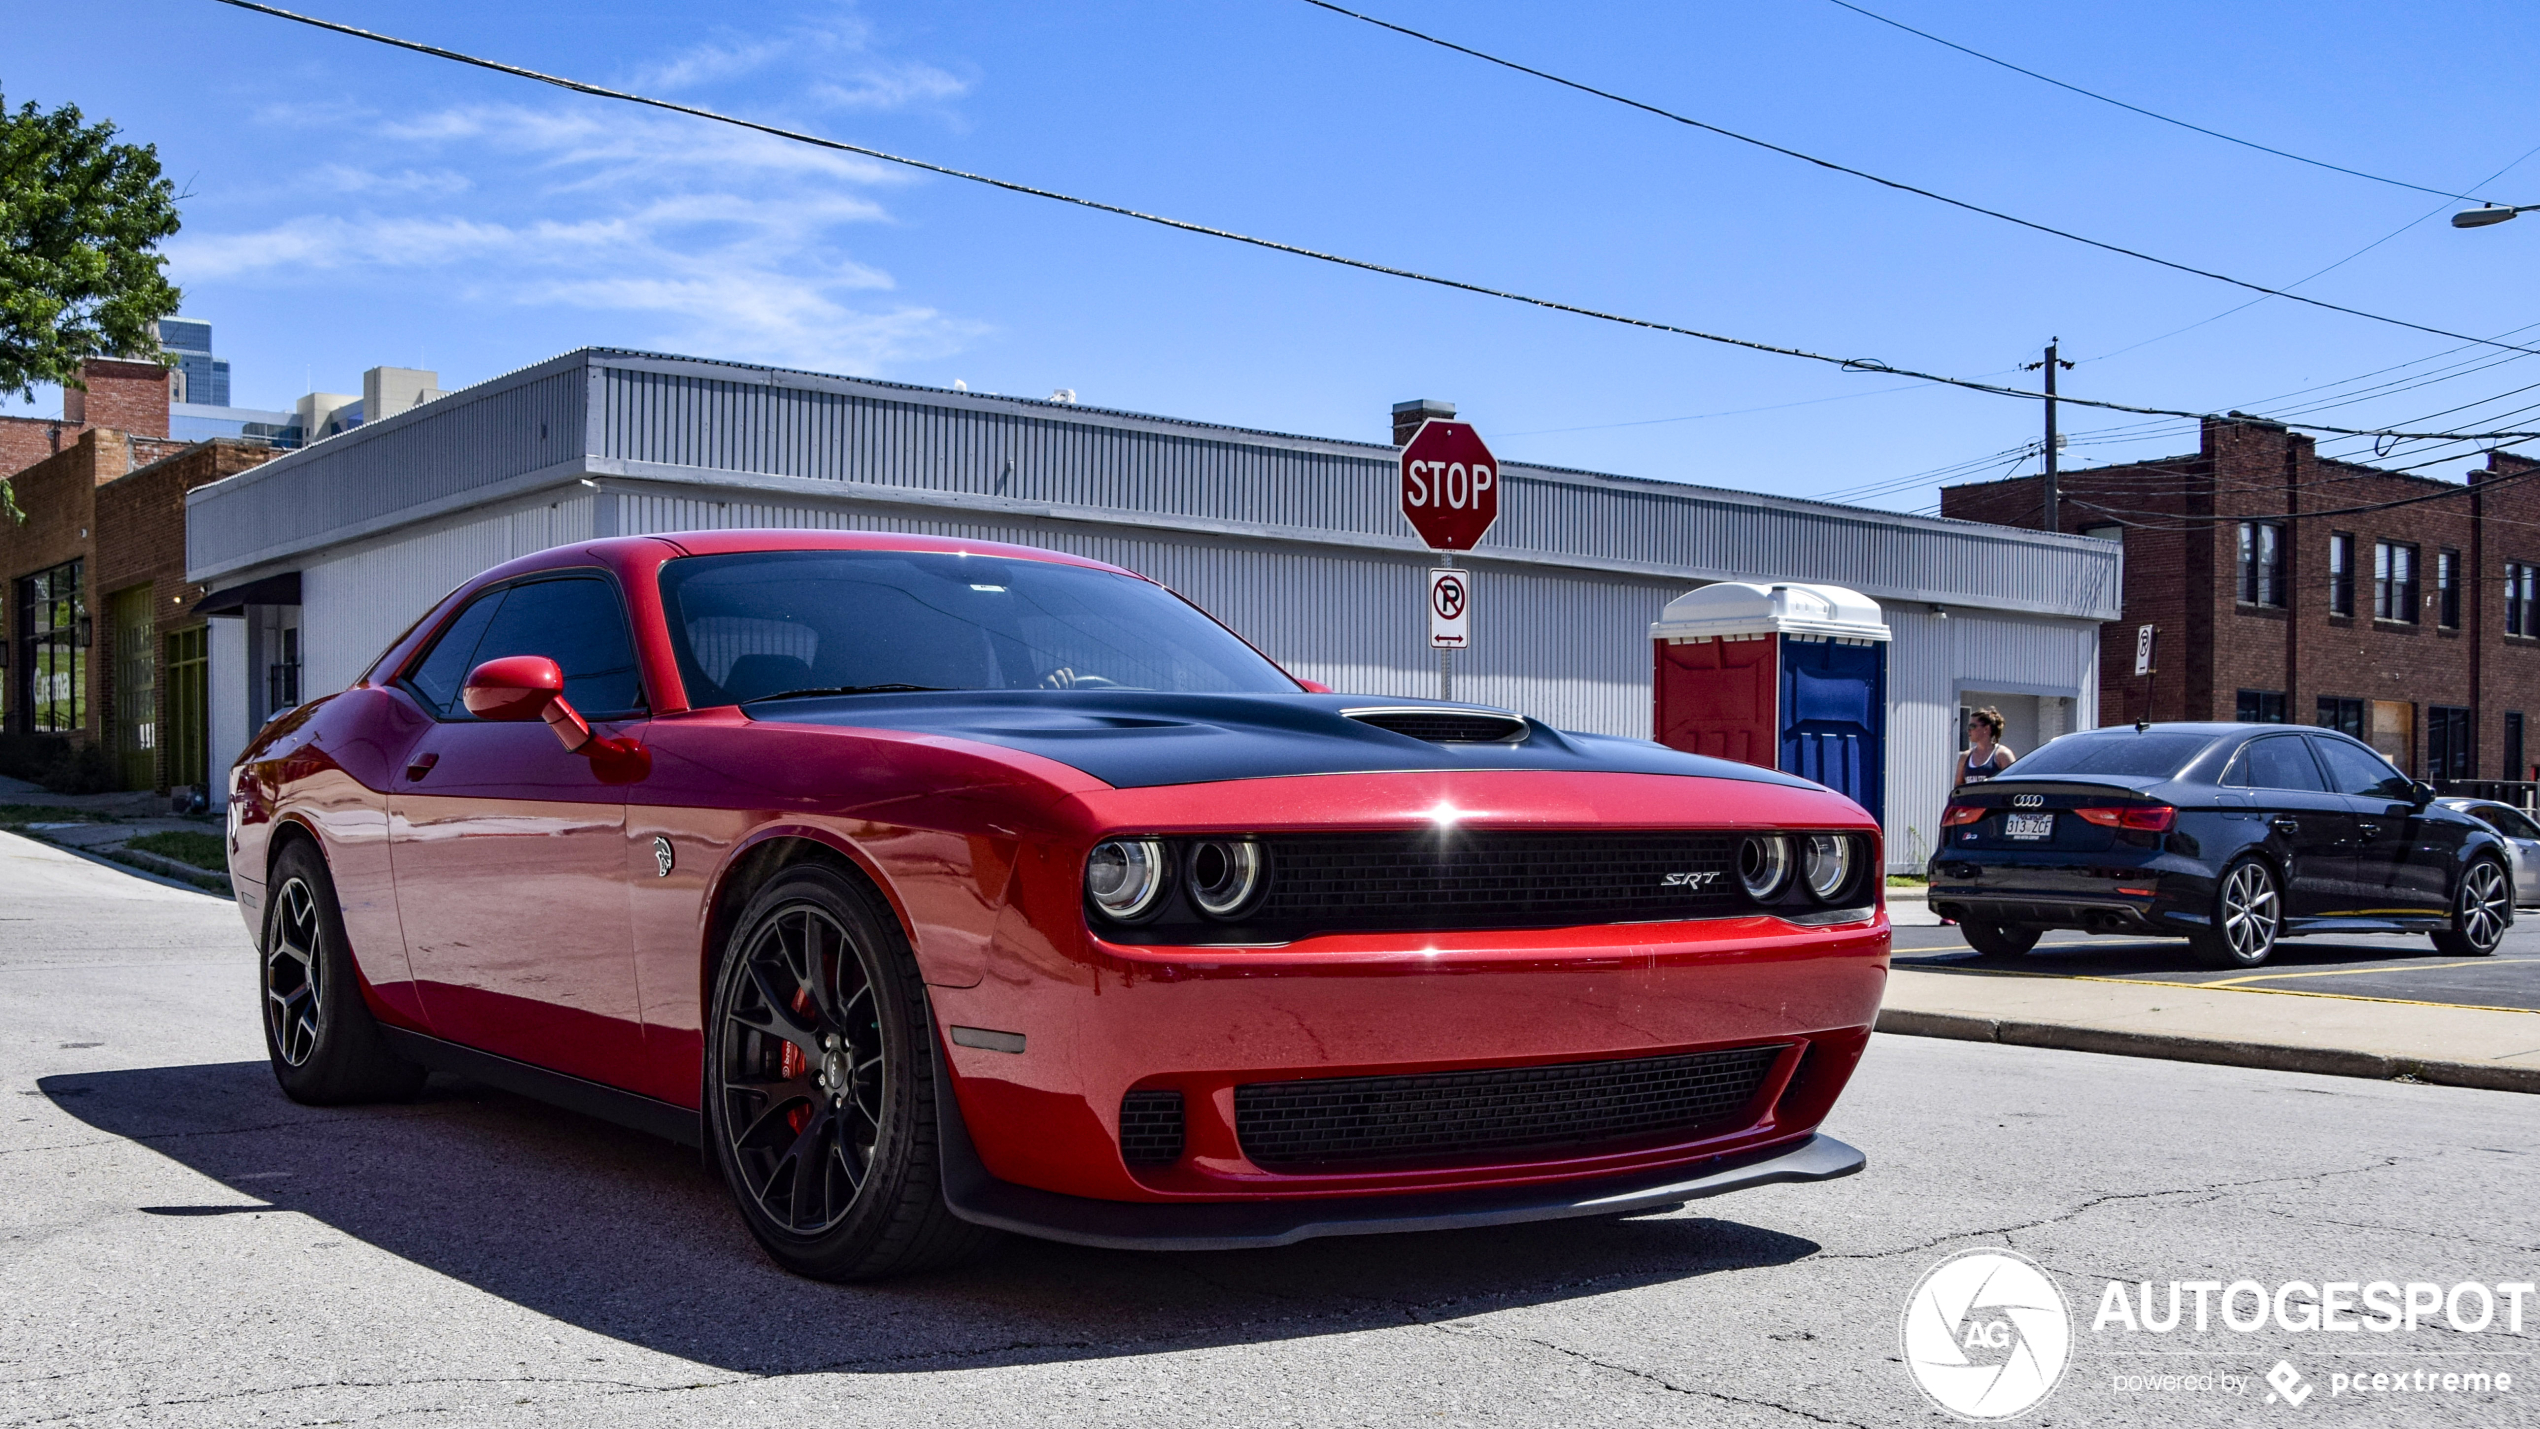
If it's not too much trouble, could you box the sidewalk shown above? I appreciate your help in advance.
[1880,964,2540,1094]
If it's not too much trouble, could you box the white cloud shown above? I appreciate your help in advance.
[310,164,472,197]
[812,59,971,111]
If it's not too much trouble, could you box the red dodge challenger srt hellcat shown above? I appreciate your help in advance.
[228,530,1886,1280]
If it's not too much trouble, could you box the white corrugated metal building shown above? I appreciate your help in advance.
[186,348,2120,868]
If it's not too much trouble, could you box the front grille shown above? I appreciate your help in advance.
[1345,708,1528,743]
[1254,830,1744,931]
[1234,1044,1786,1168]
[1119,1090,1186,1165]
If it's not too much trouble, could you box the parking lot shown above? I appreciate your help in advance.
[1893,914,2540,1012]
[5,843,2535,1427]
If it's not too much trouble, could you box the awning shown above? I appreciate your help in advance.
[192,571,301,617]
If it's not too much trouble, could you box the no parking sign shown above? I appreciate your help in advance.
[1429,568,1470,648]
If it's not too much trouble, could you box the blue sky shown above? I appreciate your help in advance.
[12,0,2540,510]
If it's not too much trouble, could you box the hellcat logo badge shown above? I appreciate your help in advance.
[653,836,675,877]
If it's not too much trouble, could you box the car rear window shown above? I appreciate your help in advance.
[1998,732,2217,779]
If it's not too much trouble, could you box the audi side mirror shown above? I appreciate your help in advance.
[2411,780,2439,807]
[462,655,594,753]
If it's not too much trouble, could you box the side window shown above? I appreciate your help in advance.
[2487,806,2540,840]
[472,576,647,717]
[2243,736,2326,792]
[2311,736,2411,800]
[403,588,508,718]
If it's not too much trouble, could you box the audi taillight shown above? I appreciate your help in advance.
[1942,804,1985,827]
[2075,805,2176,831]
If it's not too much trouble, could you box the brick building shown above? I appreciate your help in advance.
[3,360,279,793]
[1941,415,2540,781]
[0,359,173,475]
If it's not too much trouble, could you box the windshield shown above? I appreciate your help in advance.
[657,550,1301,704]
[1998,731,2217,780]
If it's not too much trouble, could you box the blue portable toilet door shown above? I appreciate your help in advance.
[1778,637,1885,825]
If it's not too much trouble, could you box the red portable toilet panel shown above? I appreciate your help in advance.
[1654,635,1777,767]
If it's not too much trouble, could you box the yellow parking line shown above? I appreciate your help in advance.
[2205,959,2540,987]
[1908,963,2540,1016]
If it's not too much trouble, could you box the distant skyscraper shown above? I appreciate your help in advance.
[157,318,230,406]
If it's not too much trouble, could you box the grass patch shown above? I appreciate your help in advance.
[1886,873,1928,886]
[0,804,120,828]
[125,830,229,872]
[101,847,232,896]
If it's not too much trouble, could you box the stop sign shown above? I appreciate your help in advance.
[1399,420,1499,551]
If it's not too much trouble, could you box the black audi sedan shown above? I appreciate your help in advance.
[1926,722,2513,968]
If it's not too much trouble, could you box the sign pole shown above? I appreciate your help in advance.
[1438,552,1454,701]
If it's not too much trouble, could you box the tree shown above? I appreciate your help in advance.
[1,91,183,518]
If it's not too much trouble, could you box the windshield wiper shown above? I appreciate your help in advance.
[747,683,949,701]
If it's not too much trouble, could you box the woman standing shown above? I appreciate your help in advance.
[1960,707,2016,784]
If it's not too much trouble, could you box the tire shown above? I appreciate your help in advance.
[2190,858,2282,969]
[1960,921,2042,957]
[2432,858,2512,957]
[704,863,998,1281]
[262,839,428,1104]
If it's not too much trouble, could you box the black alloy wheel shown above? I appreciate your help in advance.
[2190,858,2281,969]
[1959,921,2042,957]
[261,839,427,1104]
[2432,858,2512,957]
[704,863,996,1281]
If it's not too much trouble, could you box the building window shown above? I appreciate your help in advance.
[2317,696,2366,739]
[2438,548,2461,629]
[2329,533,2355,616]
[2509,562,2540,637]
[2374,541,2418,622]
[2509,711,2528,784]
[266,626,302,714]
[2236,689,2288,724]
[165,626,209,793]
[2428,705,2473,781]
[2237,522,2285,606]
[15,560,86,734]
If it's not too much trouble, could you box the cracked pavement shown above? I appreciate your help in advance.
[3,840,2535,1427]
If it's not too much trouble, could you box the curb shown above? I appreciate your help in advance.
[35,837,233,900]
[1875,1007,2540,1095]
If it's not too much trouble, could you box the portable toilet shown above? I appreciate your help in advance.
[1650,582,1891,824]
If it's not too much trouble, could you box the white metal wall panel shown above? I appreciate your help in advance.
[299,495,596,697]
[1881,606,2101,868]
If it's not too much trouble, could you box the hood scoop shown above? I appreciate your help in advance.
[1343,706,1530,744]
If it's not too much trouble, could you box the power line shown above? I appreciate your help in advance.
[1817,0,2491,203]
[1296,0,2540,360]
[211,0,2540,444]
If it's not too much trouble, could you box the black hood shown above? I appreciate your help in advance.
[745,690,1822,792]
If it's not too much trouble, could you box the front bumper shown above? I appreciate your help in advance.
[930,1031,1865,1248]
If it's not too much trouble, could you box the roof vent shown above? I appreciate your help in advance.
[1343,706,1529,744]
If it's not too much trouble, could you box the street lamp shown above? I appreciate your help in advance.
[2453,204,2538,228]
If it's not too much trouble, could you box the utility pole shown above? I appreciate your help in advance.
[2026,340,2075,532]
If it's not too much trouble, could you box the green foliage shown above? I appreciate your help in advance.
[0,90,182,400]
[0,802,118,826]
[125,829,228,871]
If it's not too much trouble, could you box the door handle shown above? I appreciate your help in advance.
[2357,822,2380,838]
[2270,817,2299,835]
[405,752,440,781]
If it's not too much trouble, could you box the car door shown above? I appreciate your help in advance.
[2470,803,2540,905]
[387,571,651,1089]
[2308,734,2446,916]
[2229,734,2352,917]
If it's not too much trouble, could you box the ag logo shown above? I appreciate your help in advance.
[1901,1248,2071,1419]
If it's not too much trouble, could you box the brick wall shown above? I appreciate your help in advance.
[58,359,171,439]
[1940,417,2540,778]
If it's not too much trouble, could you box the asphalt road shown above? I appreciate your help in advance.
[5,847,2536,1428]
[1893,911,2540,1012]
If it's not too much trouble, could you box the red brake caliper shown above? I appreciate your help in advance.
[779,985,816,1133]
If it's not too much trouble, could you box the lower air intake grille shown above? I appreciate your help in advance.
[1235,1045,1786,1168]
[1119,1089,1186,1166]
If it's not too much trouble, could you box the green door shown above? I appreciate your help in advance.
[111,585,156,791]
[165,625,208,794]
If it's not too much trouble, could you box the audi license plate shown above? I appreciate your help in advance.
[2003,812,2055,840]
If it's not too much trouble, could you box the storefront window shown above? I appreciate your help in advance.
[17,560,86,734]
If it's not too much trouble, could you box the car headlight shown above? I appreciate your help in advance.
[1738,834,1793,900]
[1086,838,1169,921]
[1187,839,1266,918]
[1801,833,1855,903]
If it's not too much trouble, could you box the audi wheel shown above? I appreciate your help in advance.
[2188,858,2281,969]
[2432,858,2511,957]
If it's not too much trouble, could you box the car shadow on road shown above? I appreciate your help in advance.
[1902,937,2485,979]
[41,1060,1821,1375]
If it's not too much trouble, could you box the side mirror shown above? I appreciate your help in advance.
[2411,780,2438,807]
[463,655,595,753]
